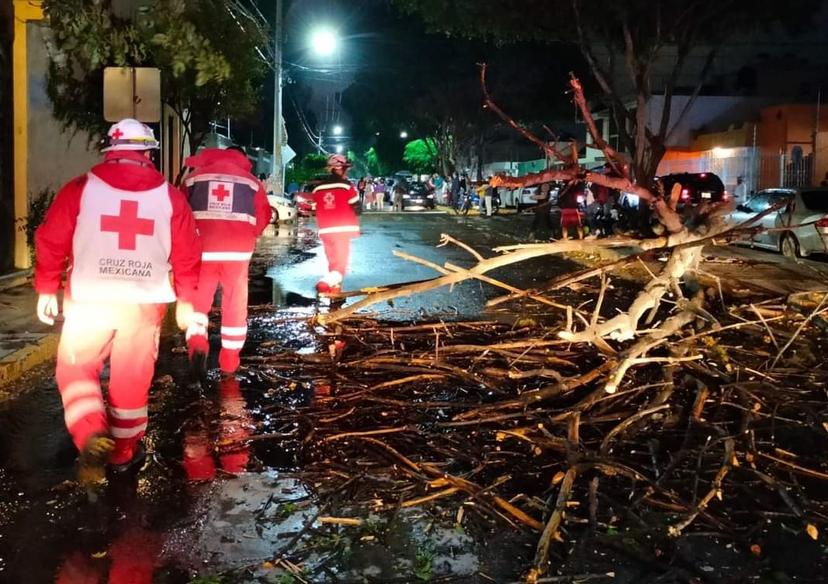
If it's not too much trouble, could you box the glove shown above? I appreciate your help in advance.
[175,301,194,331]
[37,294,59,326]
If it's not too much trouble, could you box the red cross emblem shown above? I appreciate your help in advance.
[212,183,231,201]
[111,128,124,140]
[100,200,155,251]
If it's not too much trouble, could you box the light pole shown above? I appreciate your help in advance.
[271,0,284,192]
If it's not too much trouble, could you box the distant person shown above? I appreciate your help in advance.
[393,182,406,211]
[449,173,460,206]
[734,176,748,203]
[34,118,200,483]
[433,174,446,203]
[584,185,601,237]
[363,179,375,210]
[529,182,552,240]
[559,183,584,240]
[482,177,494,216]
[357,177,366,201]
[375,178,387,210]
[312,154,360,294]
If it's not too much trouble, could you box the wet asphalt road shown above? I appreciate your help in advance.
[0,212,565,583]
[1,211,826,583]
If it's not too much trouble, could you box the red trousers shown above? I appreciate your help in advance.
[320,233,352,285]
[56,300,163,464]
[187,260,250,373]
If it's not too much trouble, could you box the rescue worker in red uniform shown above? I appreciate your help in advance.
[313,154,360,294]
[182,147,271,375]
[34,119,201,484]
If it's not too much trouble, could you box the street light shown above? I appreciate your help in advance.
[332,125,343,136]
[335,144,344,154]
[399,131,408,139]
[310,27,338,57]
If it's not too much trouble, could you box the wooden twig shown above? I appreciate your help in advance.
[527,467,578,583]
[770,292,828,369]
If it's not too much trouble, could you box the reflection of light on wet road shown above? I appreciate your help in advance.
[264,214,554,320]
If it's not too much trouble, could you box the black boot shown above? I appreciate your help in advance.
[189,350,208,385]
[108,442,146,475]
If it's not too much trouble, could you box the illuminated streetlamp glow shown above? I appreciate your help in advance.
[399,131,408,139]
[310,28,338,57]
[335,144,344,153]
[332,125,343,136]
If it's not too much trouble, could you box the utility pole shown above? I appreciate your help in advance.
[271,0,283,192]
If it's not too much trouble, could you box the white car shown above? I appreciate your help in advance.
[266,193,297,223]
[516,186,559,211]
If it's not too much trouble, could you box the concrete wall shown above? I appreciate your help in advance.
[27,22,99,199]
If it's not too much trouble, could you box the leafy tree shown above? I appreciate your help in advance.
[363,147,386,178]
[43,0,267,171]
[403,138,439,174]
[395,0,819,188]
[285,153,327,185]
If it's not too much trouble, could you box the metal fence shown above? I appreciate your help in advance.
[658,147,816,197]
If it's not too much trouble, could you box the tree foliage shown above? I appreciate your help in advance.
[43,0,267,156]
[403,138,440,174]
[395,0,819,186]
[285,153,327,185]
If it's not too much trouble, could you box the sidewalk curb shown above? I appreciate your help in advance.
[0,332,59,387]
[0,270,32,292]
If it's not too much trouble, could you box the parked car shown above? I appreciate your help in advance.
[727,187,828,258]
[516,185,560,211]
[266,192,297,223]
[402,182,436,210]
[516,187,538,211]
[656,172,727,207]
[293,180,321,216]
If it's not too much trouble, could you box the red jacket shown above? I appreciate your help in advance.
[34,151,201,303]
[313,174,360,236]
[183,148,270,261]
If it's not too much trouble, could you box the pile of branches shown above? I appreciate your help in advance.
[231,67,827,582]
[243,283,827,581]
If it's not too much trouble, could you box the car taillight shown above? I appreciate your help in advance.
[816,217,828,228]
[680,189,690,200]
[722,190,730,200]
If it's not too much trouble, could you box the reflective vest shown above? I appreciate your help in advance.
[69,172,175,303]
[185,173,260,261]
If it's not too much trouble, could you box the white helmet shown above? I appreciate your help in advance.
[102,118,159,152]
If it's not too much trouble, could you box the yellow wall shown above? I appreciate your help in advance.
[12,0,43,269]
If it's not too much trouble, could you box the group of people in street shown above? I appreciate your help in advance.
[33,118,358,486]
[528,180,623,241]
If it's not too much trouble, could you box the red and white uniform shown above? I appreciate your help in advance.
[183,148,270,373]
[34,150,201,464]
[313,175,360,288]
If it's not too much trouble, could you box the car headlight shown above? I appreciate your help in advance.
[426,194,434,198]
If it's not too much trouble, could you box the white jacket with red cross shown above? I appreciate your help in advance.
[183,148,271,262]
[313,175,360,237]
[34,150,201,305]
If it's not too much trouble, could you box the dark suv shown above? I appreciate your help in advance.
[655,172,726,207]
